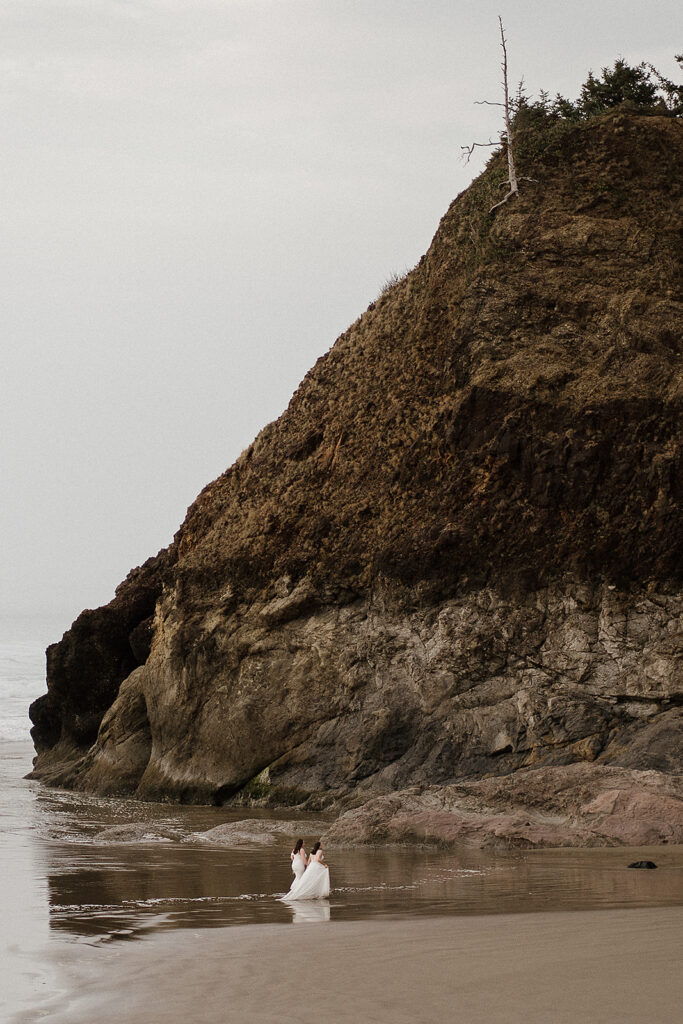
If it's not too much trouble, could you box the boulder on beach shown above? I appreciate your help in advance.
[196,819,329,848]
[91,823,181,844]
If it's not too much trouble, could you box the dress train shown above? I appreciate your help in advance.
[282,858,330,900]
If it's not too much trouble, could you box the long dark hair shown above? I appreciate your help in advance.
[311,841,321,855]
[293,838,304,853]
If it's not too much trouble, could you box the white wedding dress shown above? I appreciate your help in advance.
[290,851,306,885]
[282,854,330,901]
[280,850,307,899]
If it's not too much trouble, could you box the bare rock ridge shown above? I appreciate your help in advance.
[30,112,682,846]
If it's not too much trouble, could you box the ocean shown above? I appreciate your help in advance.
[1,615,682,1023]
[0,614,64,744]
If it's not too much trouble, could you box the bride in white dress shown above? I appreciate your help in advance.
[287,838,307,891]
[282,841,330,901]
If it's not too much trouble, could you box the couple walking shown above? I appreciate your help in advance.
[282,838,330,900]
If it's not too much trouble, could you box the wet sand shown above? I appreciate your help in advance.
[25,907,683,1024]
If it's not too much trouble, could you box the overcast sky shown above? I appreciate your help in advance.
[1,0,679,628]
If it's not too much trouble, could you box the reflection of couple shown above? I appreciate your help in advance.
[282,838,330,900]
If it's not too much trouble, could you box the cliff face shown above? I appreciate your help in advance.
[30,112,682,836]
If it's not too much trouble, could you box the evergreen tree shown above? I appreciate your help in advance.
[547,57,683,120]
[577,59,659,115]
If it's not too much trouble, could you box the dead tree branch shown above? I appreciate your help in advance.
[461,139,498,163]
[489,17,521,212]
[464,17,536,213]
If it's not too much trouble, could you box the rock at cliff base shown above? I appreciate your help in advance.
[323,764,683,850]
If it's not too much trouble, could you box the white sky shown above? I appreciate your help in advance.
[1,0,679,626]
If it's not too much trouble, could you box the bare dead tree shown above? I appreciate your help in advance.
[490,18,521,211]
[462,17,534,213]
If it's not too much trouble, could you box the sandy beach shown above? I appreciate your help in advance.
[19,907,682,1024]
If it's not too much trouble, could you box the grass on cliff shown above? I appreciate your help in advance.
[240,768,271,802]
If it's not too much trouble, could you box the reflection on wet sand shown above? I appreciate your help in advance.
[290,900,331,924]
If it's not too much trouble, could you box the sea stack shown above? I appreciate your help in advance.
[29,111,682,845]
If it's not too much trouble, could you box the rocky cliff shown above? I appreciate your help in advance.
[30,111,682,845]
